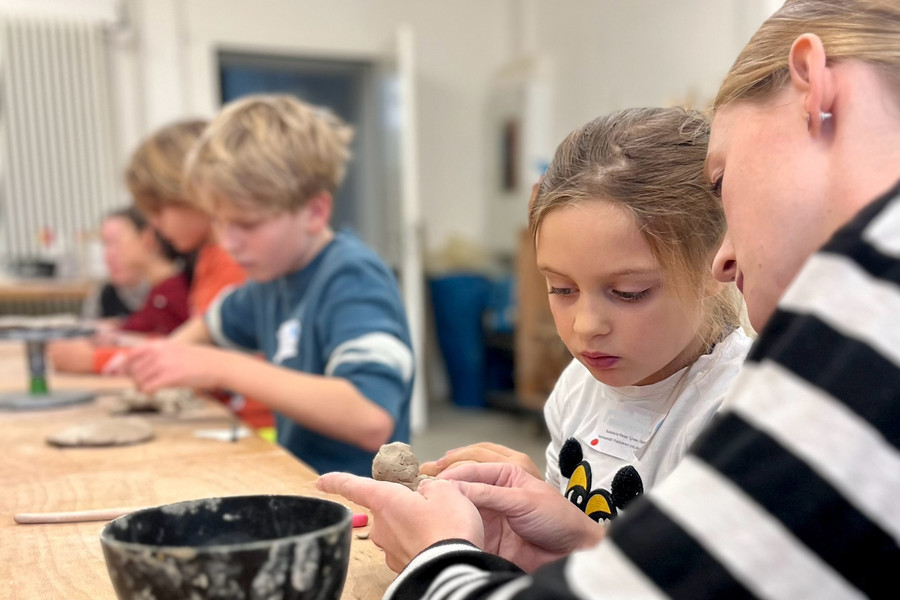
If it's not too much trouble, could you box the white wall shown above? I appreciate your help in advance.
[530,0,776,145]
[481,0,780,256]
[1,0,781,255]
[0,0,114,19]
[134,0,514,257]
[1,0,515,253]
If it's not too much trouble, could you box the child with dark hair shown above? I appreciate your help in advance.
[48,207,190,373]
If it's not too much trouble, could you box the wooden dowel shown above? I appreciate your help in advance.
[14,507,143,524]
[15,507,369,526]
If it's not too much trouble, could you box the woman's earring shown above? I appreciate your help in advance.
[807,111,833,131]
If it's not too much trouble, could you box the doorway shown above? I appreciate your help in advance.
[218,51,387,259]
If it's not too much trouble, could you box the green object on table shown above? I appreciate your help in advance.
[26,340,50,394]
[30,376,48,395]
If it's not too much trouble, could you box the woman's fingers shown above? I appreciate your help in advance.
[439,461,526,486]
[451,480,522,513]
[317,472,410,511]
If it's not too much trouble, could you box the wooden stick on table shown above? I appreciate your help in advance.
[14,507,143,524]
[15,507,371,527]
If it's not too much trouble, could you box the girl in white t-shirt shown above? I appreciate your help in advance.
[422,107,752,523]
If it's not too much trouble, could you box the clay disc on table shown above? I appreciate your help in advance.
[47,417,155,447]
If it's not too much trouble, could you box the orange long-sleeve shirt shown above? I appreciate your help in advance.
[188,243,247,316]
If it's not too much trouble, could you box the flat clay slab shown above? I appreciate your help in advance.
[47,417,155,447]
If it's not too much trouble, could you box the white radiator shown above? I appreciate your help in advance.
[0,14,118,268]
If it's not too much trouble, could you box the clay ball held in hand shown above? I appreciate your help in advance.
[372,442,433,491]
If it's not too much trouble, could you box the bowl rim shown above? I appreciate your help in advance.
[99,494,352,554]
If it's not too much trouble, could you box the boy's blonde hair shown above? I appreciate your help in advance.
[126,119,209,215]
[185,94,354,214]
[531,107,741,352]
[715,0,900,111]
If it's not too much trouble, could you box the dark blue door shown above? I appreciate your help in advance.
[219,52,370,234]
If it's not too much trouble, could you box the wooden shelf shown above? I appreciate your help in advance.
[0,277,94,301]
[514,229,571,411]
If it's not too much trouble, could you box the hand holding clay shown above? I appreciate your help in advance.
[316,472,483,572]
[419,441,542,479]
[438,462,605,572]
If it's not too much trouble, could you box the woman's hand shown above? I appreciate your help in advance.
[439,462,604,572]
[420,442,543,480]
[317,473,484,572]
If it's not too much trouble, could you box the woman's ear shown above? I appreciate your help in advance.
[788,33,835,136]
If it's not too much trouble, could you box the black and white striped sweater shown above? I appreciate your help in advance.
[387,179,900,600]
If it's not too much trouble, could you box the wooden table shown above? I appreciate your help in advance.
[0,341,395,599]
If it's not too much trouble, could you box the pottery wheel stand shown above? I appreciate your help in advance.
[0,325,96,410]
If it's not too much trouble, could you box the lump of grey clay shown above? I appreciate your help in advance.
[372,442,433,490]
[109,387,200,416]
[47,417,154,447]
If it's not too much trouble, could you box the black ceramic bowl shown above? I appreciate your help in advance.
[100,495,352,600]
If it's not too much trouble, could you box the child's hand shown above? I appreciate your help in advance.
[100,350,128,376]
[420,442,543,480]
[316,472,484,572]
[46,339,95,374]
[439,462,605,572]
[125,340,223,393]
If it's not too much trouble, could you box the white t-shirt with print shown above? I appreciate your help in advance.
[543,328,752,522]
